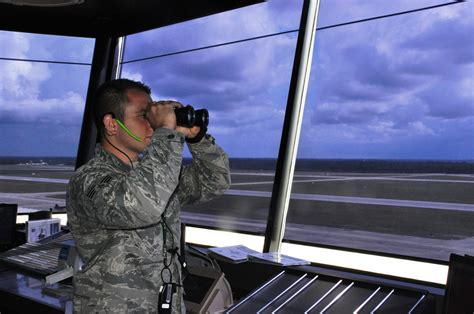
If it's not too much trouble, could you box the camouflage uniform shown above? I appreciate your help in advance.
[66,128,230,313]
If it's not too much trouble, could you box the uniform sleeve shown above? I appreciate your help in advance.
[69,128,185,229]
[177,134,231,206]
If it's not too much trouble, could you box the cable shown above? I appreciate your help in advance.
[120,30,298,65]
[0,56,91,66]
[160,214,179,284]
[104,136,135,170]
[316,1,464,31]
[121,1,464,65]
[0,2,463,67]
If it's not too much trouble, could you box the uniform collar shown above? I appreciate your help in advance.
[95,144,132,172]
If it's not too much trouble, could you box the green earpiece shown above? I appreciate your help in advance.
[115,118,143,142]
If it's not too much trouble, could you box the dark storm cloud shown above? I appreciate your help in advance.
[397,17,474,77]
[419,79,474,119]
[123,0,302,63]
[3,0,472,158]
[309,42,419,125]
[310,99,377,125]
[134,50,248,105]
[120,0,301,133]
[308,2,473,131]
[396,16,474,120]
[124,32,294,118]
[0,122,82,156]
[166,55,244,81]
[316,42,423,105]
[0,107,84,125]
[343,45,417,91]
[0,32,92,129]
[0,93,86,126]
[0,111,18,124]
[400,17,474,65]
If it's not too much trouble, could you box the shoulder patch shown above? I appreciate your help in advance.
[86,186,97,200]
[100,175,113,184]
[86,175,112,200]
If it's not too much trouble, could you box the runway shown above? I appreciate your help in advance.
[2,173,474,212]
[225,189,474,212]
[1,168,473,260]
[0,192,66,212]
[0,175,69,184]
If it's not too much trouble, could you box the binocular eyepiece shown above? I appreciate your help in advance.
[174,105,209,128]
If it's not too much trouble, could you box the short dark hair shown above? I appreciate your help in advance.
[93,78,152,136]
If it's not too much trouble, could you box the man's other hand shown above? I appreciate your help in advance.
[176,125,201,139]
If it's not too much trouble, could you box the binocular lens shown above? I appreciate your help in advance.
[174,106,209,128]
[175,105,195,127]
[195,109,209,127]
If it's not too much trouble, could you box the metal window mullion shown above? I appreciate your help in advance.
[263,0,321,253]
[113,36,126,79]
[75,36,121,169]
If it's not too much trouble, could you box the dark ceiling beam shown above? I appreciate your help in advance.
[74,36,120,169]
[0,0,264,38]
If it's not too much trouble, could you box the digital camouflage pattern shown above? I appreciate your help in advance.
[66,128,230,313]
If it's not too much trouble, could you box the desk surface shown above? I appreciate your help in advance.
[0,266,71,313]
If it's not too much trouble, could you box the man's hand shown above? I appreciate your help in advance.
[146,100,181,130]
[176,125,201,139]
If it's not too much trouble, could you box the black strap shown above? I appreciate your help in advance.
[185,126,207,144]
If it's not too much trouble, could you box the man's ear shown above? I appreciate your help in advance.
[103,113,118,136]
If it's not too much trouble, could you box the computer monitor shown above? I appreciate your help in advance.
[443,254,474,314]
[0,203,18,251]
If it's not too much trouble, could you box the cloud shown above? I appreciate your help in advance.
[0,31,29,58]
[1,0,472,158]
[121,3,299,140]
[419,78,474,119]
[121,69,143,83]
[0,32,89,127]
[123,0,301,62]
[312,101,387,125]
[122,0,474,158]
[0,30,93,63]
[0,91,86,125]
[304,0,473,156]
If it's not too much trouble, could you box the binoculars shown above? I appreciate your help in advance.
[175,105,209,128]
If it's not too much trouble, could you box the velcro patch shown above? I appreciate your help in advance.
[86,186,97,199]
[86,175,112,200]
[100,175,112,184]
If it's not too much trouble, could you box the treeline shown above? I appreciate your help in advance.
[0,156,76,166]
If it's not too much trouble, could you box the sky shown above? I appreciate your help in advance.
[0,0,473,159]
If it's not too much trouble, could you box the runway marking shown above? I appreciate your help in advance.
[0,191,66,212]
[0,175,69,184]
[231,178,358,186]
[232,181,275,186]
[1,174,473,186]
[329,177,474,184]
[232,176,474,186]
[1,175,473,212]
[224,189,474,212]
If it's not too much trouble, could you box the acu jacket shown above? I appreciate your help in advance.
[66,128,230,313]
